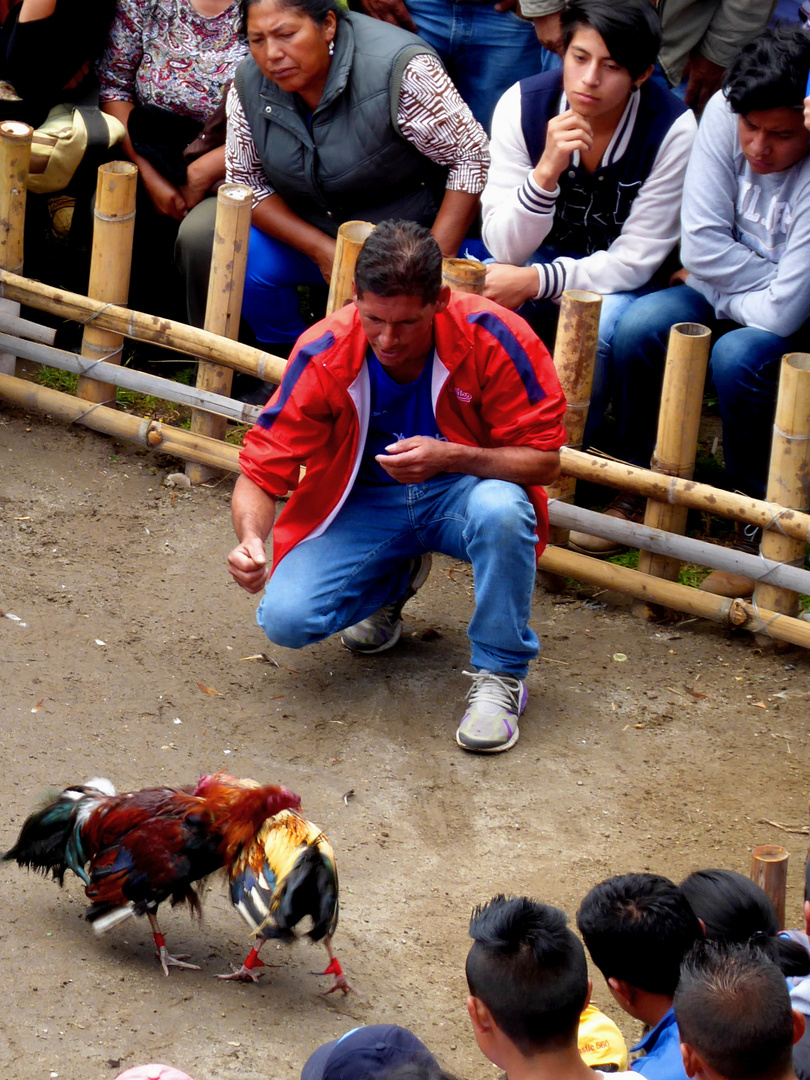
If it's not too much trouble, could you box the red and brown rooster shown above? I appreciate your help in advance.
[3,772,301,975]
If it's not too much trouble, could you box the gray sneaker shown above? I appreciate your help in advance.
[456,670,527,752]
[341,554,432,654]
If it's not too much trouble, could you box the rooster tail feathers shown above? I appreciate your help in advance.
[275,846,339,942]
[3,781,110,885]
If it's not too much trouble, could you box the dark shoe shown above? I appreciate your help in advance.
[341,555,432,654]
[699,525,761,599]
[568,492,646,557]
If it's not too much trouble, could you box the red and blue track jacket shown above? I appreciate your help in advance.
[240,292,567,572]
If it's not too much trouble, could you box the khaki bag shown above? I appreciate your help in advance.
[28,104,125,194]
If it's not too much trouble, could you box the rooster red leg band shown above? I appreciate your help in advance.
[324,957,343,977]
[154,933,166,949]
[244,947,265,970]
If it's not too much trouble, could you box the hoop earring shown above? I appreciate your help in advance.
[328,40,335,56]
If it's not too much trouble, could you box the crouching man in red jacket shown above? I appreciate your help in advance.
[227,220,566,754]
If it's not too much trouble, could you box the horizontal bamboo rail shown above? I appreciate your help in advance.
[559,447,810,544]
[0,309,56,345]
[0,372,240,471]
[548,500,810,595]
[0,269,287,384]
[537,544,810,650]
[0,331,261,424]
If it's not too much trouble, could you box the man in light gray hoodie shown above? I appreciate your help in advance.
[573,24,810,593]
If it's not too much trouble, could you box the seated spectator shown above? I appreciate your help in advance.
[300,1024,449,1080]
[97,0,247,316]
[680,869,810,978]
[0,0,114,126]
[674,941,805,1080]
[577,874,703,1080]
[782,858,810,1080]
[481,0,696,543]
[465,893,634,1079]
[176,0,489,354]
[509,0,776,115]
[352,0,555,134]
[592,24,810,588]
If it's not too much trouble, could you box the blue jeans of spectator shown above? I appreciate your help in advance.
[406,0,560,133]
[242,226,328,344]
[516,245,654,452]
[611,284,807,497]
[257,473,540,676]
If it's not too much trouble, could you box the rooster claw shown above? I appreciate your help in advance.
[157,948,200,976]
[320,974,357,996]
[216,963,266,983]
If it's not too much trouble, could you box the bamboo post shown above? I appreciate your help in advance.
[540,290,602,590]
[751,844,789,929]
[0,120,31,375]
[326,220,375,314]
[635,321,712,619]
[753,354,810,635]
[442,258,486,294]
[186,183,252,485]
[77,161,138,404]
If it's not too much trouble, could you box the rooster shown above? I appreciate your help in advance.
[202,775,352,994]
[3,773,301,975]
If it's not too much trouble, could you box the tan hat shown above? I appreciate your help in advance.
[518,0,566,19]
[578,1004,629,1070]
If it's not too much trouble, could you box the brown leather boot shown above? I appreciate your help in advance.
[698,525,762,598]
[568,492,646,558]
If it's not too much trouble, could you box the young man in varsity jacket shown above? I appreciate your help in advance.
[480,0,696,551]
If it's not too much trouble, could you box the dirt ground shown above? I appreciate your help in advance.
[2,403,810,1080]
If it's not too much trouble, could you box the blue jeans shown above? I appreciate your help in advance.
[406,0,559,133]
[242,227,328,344]
[257,473,540,676]
[611,284,808,497]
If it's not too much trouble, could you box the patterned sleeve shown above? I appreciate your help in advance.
[396,53,490,194]
[97,0,144,104]
[225,81,276,207]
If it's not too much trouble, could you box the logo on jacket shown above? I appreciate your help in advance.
[453,387,472,404]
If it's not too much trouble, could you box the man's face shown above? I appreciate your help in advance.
[562,26,639,125]
[738,107,810,175]
[353,287,450,378]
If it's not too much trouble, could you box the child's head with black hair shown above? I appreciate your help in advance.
[560,0,661,80]
[576,873,702,1002]
[680,869,810,979]
[465,895,589,1059]
[675,940,803,1080]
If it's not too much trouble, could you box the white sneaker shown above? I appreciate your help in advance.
[455,670,527,753]
[341,555,432,654]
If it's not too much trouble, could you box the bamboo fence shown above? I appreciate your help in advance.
[1,158,809,647]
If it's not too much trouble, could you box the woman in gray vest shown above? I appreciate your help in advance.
[177,0,489,353]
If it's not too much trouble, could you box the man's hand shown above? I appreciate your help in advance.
[531,12,564,53]
[484,264,541,310]
[683,52,725,116]
[534,109,593,190]
[228,536,270,594]
[669,267,690,288]
[142,169,188,221]
[376,436,452,484]
[358,0,416,31]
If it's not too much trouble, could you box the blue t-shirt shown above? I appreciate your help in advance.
[630,1008,688,1080]
[355,350,445,485]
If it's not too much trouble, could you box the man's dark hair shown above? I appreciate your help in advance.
[674,941,795,1080]
[466,895,589,1056]
[681,869,810,979]
[576,873,702,996]
[354,220,443,305]
[723,23,810,114]
[561,0,661,80]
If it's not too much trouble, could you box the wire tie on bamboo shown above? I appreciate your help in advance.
[67,397,117,424]
[772,425,810,441]
[78,301,116,327]
[745,595,786,638]
[93,209,137,224]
